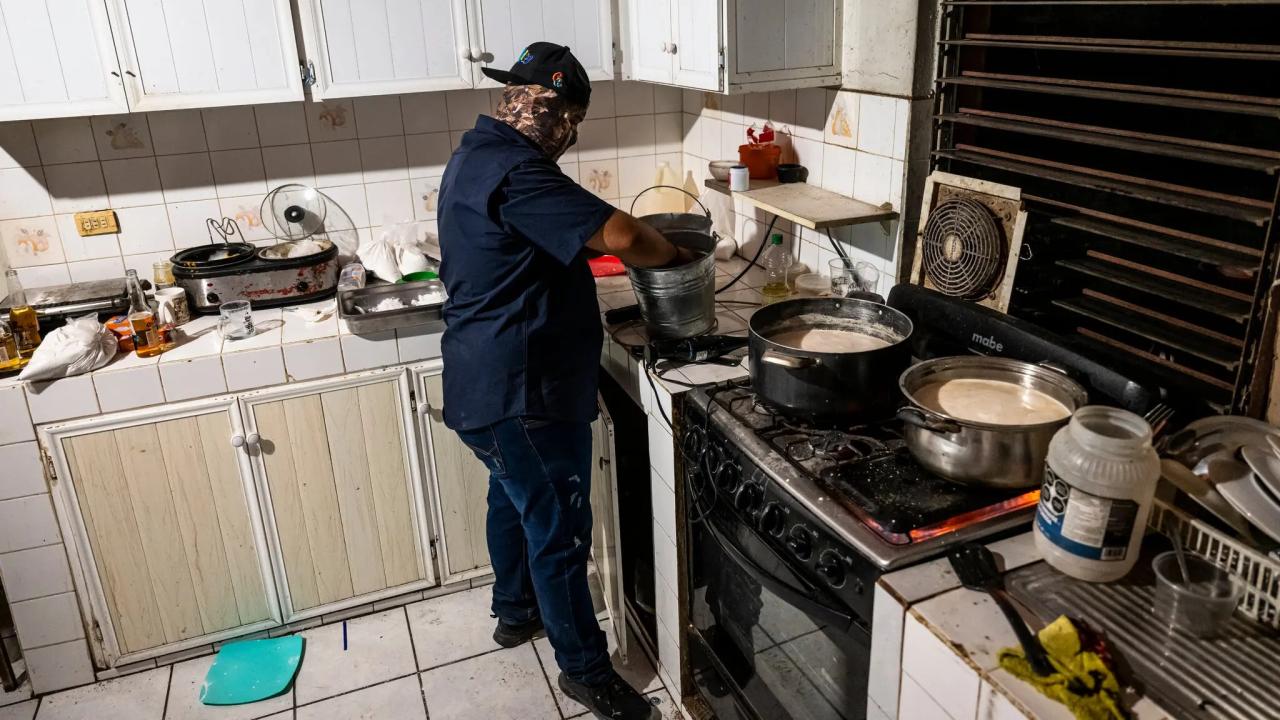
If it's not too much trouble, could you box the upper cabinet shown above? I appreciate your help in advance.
[0,0,129,121]
[469,0,614,87]
[623,0,842,93]
[104,0,304,111]
[296,0,473,99]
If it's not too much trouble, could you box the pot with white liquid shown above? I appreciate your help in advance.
[897,356,1089,489]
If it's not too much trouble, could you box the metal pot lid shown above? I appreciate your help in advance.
[171,242,256,269]
[257,238,335,261]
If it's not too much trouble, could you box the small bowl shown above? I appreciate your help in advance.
[777,163,808,183]
[708,160,740,183]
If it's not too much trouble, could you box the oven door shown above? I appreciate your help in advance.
[687,511,872,720]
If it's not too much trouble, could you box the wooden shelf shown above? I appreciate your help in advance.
[704,180,898,229]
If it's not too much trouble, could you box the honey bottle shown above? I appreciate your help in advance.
[126,270,164,358]
[4,269,40,359]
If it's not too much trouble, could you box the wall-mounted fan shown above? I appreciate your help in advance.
[910,172,1027,313]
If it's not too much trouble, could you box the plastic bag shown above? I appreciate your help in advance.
[357,228,403,282]
[19,315,118,382]
[358,222,437,282]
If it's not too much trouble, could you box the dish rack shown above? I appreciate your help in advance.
[1148,498,1280,629]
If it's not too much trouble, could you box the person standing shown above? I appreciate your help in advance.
[436,42,685,720]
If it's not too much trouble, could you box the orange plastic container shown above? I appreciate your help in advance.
[738,143,781,180]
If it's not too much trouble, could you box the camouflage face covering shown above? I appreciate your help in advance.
[494,84,587,161]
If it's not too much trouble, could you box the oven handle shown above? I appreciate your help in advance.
[703,520,855,633]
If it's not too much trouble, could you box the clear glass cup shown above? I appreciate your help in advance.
[1151,551,1241,638]
[219,300,255,341]
[828,258,880,297]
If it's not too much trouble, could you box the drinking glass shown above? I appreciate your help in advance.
[219,300,255,340]
[828,258,880,297]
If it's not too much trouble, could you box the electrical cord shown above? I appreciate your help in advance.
[824,227,850,262]
[714,214,778,296]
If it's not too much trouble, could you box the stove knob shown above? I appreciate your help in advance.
[786,526,815,561]
[713,462,740,492]
[816,550,846,587]
[206,292,220,304]
[758,503,785,537]
[734,484,762,514]
[296,280,310,292]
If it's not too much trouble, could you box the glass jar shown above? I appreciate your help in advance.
[153,261,175,290]
[1034,406,1160,582]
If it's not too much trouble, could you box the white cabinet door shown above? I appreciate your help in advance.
[730,0,838,85]
[105,0,303,112]
[297,0,473,99]
[625,0,673,84]
[672,0,721,91]
[589,397,627,661]
[0,0,128,121]
[470,0,614,87]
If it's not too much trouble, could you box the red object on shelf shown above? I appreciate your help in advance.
[589,255,627,277]
[739,143,781,179]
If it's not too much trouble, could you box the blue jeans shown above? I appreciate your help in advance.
[456,417,611,685]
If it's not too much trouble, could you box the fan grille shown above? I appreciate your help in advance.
[921,197,1005,299]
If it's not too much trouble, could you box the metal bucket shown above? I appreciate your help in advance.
[627,186,719,340]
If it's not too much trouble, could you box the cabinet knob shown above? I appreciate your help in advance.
[669,43,678,55]
[417,402,429,416]
[460,48,474,62]
[661,42,670,53]
[246,433,260,446]
[230,434,245,448]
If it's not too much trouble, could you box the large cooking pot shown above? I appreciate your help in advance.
[749,297,913,423]
[897,356,1089,489]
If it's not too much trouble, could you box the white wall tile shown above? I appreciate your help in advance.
[203,106,260,151]
[322,184,370,227]
[255,102,309,147]
[156,152,216,203]
[794,88,827,141]
[577,118,618,162]
[94,365,165,412]
[586,81,615,119]
[820,144,856,196]
[360,136,409,183]
[262,144,316,187]
[147,109,207,155]
[410,176,441,221]
[0,544,73,602]
[166,199,222,242]
[396,327,442,362]
[0,441,44,500]
[445,90,492,131]
[283,338,344,382]
[341,330,399,371]
[655,613,682,698]
[44,162,107,213]
[655,114,682,155]
[90,114,152,160]
[857,94,898,157]
[115,205,173,255]
[67,257,124,283]
[617,155,658,199]
[24,639,95,695]
[57,214,120,262]
[312,140,364,188]
[401,93,450,135]
[579,160,619,201]
[868,584,906,718]
[33,119,98,165]
[209,149,267,198]
[159,356,227,401]
[651,469,676,543]
[15,264,70,288]
[222,346,286,392]
[0,495,59,553]
[769,89,797,128]
[406,133,452,179]
[0,121,40,168]
[10,592,84,648]
[1,216,64,267]
[615,116,656,158]
[853,151,893,207]
[977,679,1027,720]
[824,90,858,148]
[366,180,414,225]
[102,158,163,208]
[899,673,957,720]
[121,251,172,281]
[306,99,357,141]
[647,412,675,489]
[356,95,405,138]
[700,117,722,161]
[0,167,51,219]
[654,86,682,114]
[615,82,655,116]
[24,375,98,423]
[903,613,981,720]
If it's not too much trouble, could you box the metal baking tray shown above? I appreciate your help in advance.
[338,280,446,335]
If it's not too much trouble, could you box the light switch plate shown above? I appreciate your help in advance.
[73,209,118,236]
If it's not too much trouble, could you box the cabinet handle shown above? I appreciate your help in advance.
[246,433,260,446]
[124,70,136,78]
[230,434,245,448]
[110,70,120,77]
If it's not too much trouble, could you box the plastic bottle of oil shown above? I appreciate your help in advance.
[761,234,792,305]
[4,269,40,360]
[125,270,164,358]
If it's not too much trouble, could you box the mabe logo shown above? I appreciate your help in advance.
[551,71,564,88]
[518,48,534,64]
[971,332,1003,353]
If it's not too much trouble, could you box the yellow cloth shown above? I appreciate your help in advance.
[998,615,1130,720]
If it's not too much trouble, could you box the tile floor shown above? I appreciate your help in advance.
[0,586,678,720]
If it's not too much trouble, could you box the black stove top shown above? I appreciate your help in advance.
[701,378,1034,545]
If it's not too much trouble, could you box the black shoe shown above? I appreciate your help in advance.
[559,671,661,720]
[492,616,543,648]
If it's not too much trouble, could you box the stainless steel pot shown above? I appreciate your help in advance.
[897,356,1089,489]
[749,297,913,423]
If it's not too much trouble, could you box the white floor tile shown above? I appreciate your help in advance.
[296,676,424,720]
[0,700,35,720]
[419,645,558,720]
[405,586,504,671]
[166,652,293,720]
[535,619,662,717]
[292,609,416,706]
[36,666,168,720]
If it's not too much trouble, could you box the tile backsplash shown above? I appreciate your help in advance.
[0,81,684,294]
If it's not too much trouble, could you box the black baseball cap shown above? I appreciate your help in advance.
[481,42,592,108]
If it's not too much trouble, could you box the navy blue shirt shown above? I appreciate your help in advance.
[437,116,615,431]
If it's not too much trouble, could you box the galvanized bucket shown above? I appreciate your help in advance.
[627,186,719,340]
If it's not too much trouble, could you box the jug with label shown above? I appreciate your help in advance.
[1034,406,1159,582]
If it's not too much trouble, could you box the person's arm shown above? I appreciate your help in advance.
[586,210,688,268]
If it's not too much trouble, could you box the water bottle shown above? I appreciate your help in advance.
[761,234,792,305]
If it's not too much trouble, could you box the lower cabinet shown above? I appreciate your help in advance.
[43,399,279,667]
[243,371,435,619]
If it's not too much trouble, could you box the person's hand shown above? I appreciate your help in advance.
[668,246,699,267]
